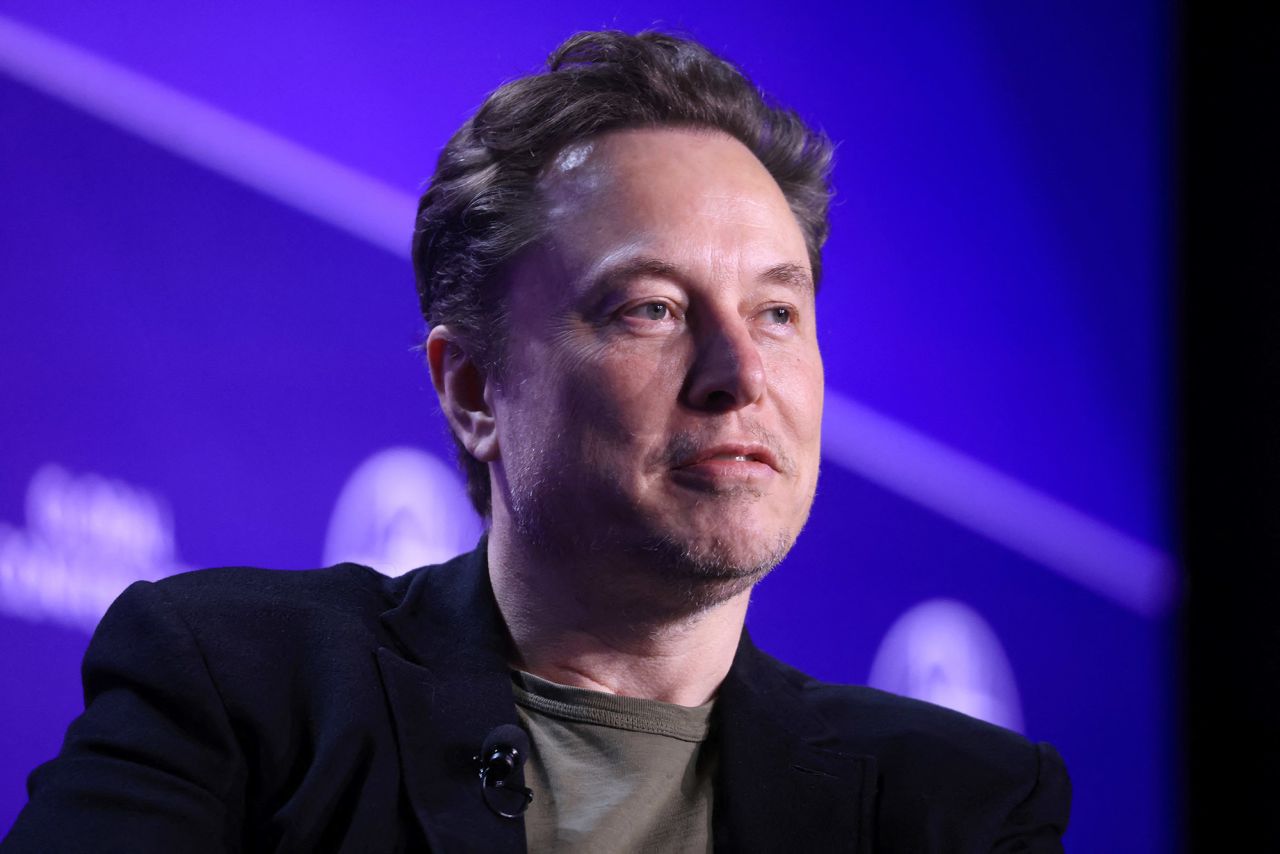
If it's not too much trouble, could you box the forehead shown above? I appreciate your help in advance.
[541,126,791,219]
[533,127,809,282]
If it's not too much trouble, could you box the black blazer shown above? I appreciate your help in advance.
[3,547,1069,853]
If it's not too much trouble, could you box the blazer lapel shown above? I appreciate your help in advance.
[375,546,527,854]
[713,632,878,854]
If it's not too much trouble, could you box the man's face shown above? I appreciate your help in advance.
[489,127,823,598]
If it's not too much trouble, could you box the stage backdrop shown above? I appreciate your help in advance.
[0,3,1175,850]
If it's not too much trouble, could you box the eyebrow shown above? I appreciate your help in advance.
[587,256,814,298]
[593,256,684,290]
[759,262,815,295]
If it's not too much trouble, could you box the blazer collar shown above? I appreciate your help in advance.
[376,543,528,854]
[376,544,877,853]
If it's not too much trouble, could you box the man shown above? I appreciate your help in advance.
[3,30,1070,853]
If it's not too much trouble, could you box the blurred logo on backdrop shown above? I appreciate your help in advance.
[1,448,479,632]
[323,446,482,577]
[868,598,1024,732]
[0,464,187,632]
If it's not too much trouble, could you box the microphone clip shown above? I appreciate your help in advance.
[475,725,534,819]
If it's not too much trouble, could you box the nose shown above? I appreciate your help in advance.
[684,315,766,412]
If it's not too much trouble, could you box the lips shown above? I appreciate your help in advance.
[674,443,780,473]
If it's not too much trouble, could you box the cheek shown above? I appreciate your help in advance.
[770,348,825,441]
[553,337,689,433]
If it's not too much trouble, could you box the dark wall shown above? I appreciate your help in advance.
[1182,3,1280,849]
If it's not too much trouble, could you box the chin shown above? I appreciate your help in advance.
[638,524,797,607]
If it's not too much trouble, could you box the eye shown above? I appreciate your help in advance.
[624,302,674,322]
[764,306,793,325]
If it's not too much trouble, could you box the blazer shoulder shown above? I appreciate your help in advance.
[810,678,1030,751]
[807,675,1043,774]
[154,560,403,610]
[776,663,1071,846]
[113,561,420,652]
[760,652,1063,795]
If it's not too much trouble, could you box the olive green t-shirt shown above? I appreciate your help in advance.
[511,670,716,853]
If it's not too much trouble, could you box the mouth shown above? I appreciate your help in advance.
[673,443,781,473]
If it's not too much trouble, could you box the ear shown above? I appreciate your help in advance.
[426,326,499,463]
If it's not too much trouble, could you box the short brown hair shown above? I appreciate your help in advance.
[412,30,835,517]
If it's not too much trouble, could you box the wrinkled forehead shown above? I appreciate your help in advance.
[533,126,806,262]
[544,127,784,194]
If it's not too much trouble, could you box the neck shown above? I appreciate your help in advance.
[485,523,751,707]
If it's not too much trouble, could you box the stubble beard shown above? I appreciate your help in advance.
[636,525,796,614]
[507,465,805,620]
[500,416,817,621]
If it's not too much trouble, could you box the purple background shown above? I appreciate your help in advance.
[0,3,1175,849]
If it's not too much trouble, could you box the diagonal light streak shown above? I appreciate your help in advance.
[0,12,1178,617]
[0,14,415,256]
[822,394,1176,616]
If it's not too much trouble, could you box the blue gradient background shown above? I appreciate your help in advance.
[0,3,1175,849]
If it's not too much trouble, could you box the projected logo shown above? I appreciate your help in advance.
[868,599,1024,732]
[0,464,187,631]
[323,446,482,577]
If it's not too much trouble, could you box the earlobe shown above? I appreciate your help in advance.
[426,326,499,463]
